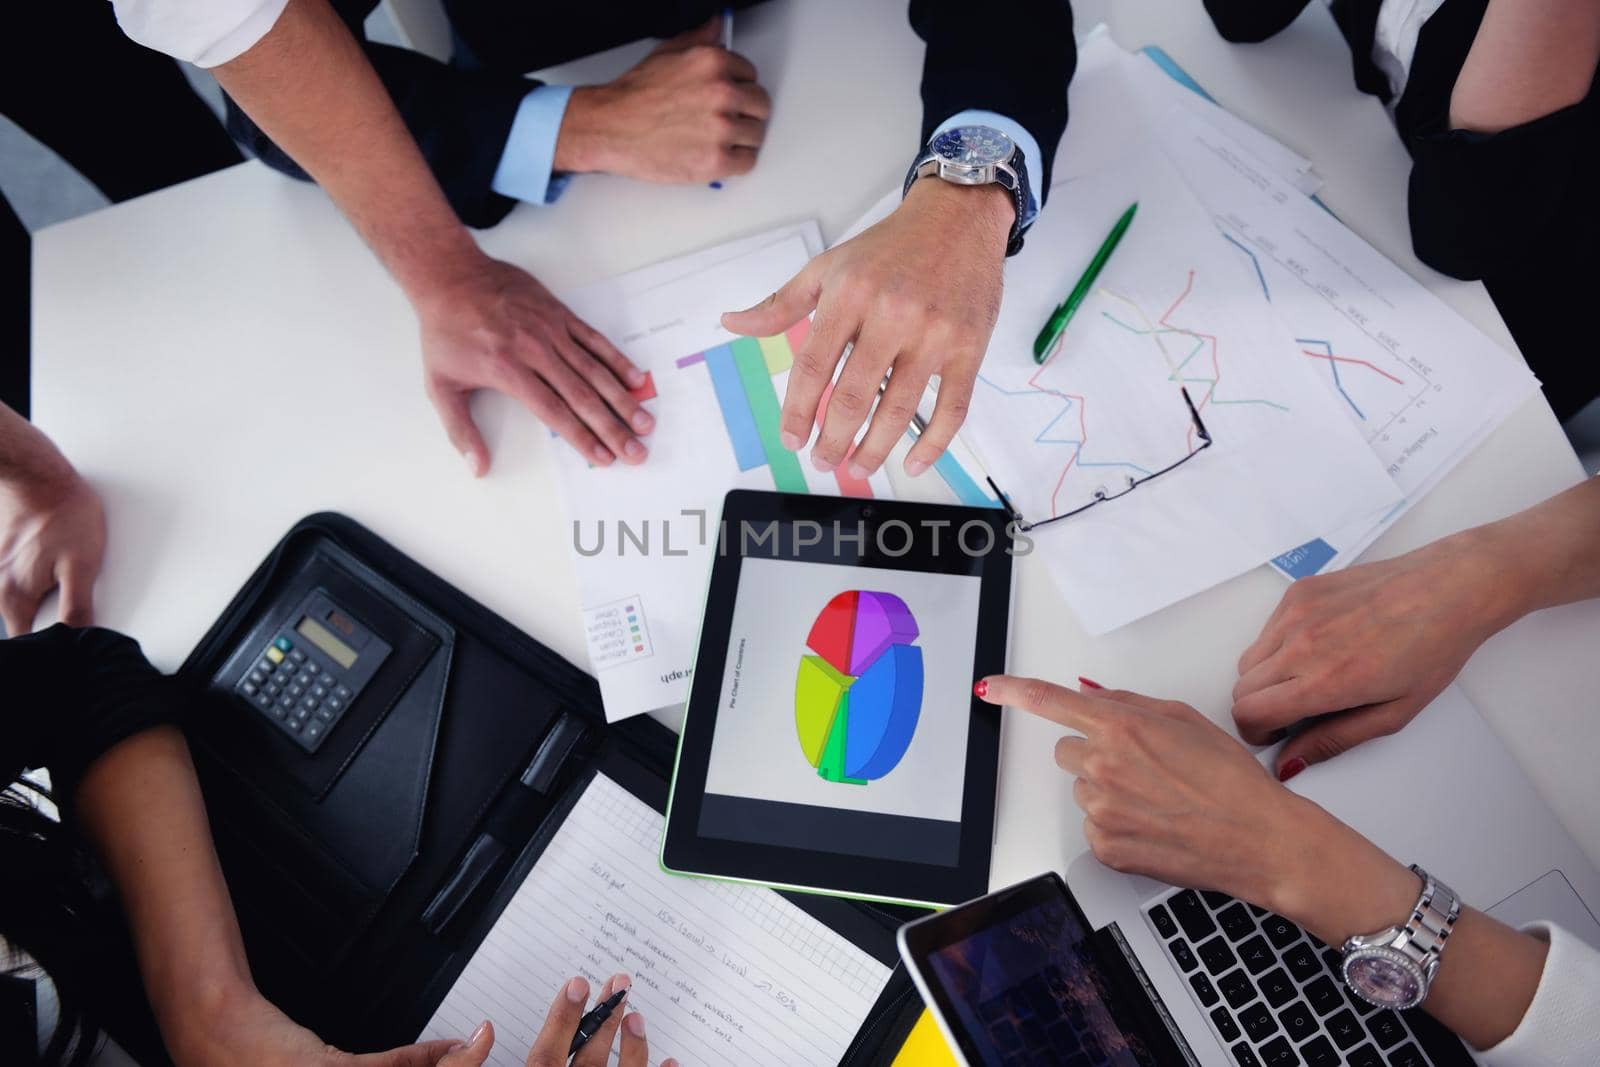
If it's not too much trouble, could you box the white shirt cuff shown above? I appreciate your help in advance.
[491,85,576,206]
[113,0,289,68]
[929,109,1042,228]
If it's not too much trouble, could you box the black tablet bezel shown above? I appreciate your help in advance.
[661,489,1013,907]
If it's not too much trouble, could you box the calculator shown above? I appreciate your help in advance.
[233,590,391,753]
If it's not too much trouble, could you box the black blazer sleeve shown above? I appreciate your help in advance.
[1397,1,1599,279]
[225,2,534,229]
[1,626,181,802]
[1200,0,1312,44]
[909,0,1077,194]
[1405,98,1596,279]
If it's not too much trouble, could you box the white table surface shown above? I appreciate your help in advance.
[33,0,1600,912]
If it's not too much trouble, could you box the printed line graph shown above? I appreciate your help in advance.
[1221,230,1270,300]
[1103,270,1291,450]
[976,269,1290,519]
[975,368,1153,519]
[1216,215,1439,445]
[1296,337,1405,421]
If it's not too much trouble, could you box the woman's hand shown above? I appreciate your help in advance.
[981,674,1559,1052]
[170,985,470,1067]
[1232,528,1523,779]
[177,974,673,1067]
[974,675,1424,944]
[511,974,672,1067]
[977,675,1314,907]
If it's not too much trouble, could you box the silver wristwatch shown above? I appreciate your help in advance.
[904,125,1035,255]
[1340,865,1461,1010]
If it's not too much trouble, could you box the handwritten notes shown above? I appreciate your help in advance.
[420,774,892,1065]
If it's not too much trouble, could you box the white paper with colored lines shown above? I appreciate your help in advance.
[550,228,893,722]
[419,773,892,1067]
[959,143,1399,633]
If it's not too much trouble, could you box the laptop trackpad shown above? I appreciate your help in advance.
[1486,869,1600,951]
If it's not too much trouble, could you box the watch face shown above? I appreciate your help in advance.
[931,126,1015,168]
[1343,950,1424,1009]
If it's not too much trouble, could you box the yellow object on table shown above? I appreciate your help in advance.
[891,1009,959,1066]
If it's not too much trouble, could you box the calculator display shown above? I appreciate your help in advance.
[296,616,359,669]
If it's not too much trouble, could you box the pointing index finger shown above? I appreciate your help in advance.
[976,675,1106,735]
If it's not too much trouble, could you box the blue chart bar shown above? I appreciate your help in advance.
[932,452,1001,509]
[703,344,765,471]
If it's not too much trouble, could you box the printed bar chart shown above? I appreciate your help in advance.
[701,345,765,471]
[732,337,808,492]
[676,320,876,497]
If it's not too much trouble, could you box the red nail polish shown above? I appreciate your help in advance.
[1278,757,1307,783]
[973,679,989,698]
[1077,676,1103,690]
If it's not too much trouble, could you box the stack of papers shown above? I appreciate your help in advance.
[957,142,1401,632]
[1064,31,1539,583]
[837,30,1537,633]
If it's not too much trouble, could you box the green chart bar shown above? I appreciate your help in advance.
[731,337,808,493]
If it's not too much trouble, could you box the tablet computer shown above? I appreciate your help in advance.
[897,873,1197,1067]
[661,489,1014,907]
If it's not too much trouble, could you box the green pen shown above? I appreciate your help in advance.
[1032,202,1138,363]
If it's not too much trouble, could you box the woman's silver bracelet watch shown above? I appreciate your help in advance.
[1339,865,1461,1010]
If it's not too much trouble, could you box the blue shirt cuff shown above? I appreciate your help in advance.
[491,85,575,205]
[929,109,1042,229]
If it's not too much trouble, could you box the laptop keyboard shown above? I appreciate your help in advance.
[1143,889,1475,1066]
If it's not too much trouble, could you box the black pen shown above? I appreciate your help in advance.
[568,987,628,1059]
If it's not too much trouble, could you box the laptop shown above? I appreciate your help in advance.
[1065,684,1600,1066]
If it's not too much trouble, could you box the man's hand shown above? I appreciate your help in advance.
[1232,529,1523,778]
[0,413,105,635]
[721,179,1013,478]
[555,15,770,184]
[415,255,655,475]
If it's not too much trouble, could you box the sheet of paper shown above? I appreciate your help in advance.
[420,773,892,1067]
[1152,116,1541,576]
[1061,29,1321,193]
[959,144,1400,633]
[551,231,893,720]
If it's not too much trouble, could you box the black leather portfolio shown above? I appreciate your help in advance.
[144,514,926,1066]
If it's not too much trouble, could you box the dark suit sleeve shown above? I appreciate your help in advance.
[1,626,183,803]
[225,2,534,229]
[909,0,1076,193]
[1200,0,1313,44]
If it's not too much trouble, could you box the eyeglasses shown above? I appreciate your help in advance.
[986,384,1215,532]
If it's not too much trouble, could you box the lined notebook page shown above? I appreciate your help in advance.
[420,773,892,1066]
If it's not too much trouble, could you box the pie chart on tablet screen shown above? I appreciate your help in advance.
[794,591,924,785]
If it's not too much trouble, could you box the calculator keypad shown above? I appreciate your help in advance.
[236,632,357,753]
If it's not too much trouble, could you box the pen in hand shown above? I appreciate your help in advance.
[568,983,630,1058]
